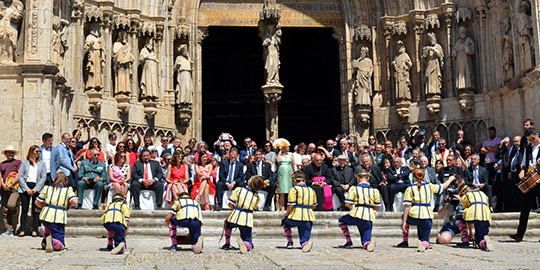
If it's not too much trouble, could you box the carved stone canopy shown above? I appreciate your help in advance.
[354,24,371,41]
[85,7,103,22]
[176,24,190,40]
[113,14,130,30]
[141,21,157,36]
[456,7,473,23]
[392,21,407,36]
[424,14,440,30]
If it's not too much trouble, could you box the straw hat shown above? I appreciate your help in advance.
[337,154,349,161]
[2,145,18,155]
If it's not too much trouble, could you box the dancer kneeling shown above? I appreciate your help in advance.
[101,193,130,254]
[282,170,317,252]
[165,192,204,253]
[35,172,78,252]
[221,176,264,254]
[338,169,381,251]
[396,169,454,252]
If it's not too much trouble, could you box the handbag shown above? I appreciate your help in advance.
[4,172,19,192]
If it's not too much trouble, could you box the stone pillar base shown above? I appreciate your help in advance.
[262,84,283,141]
[354,105,371,127]
[396,100,411,121]
[86,90,102,111]
[115,94,130,115]
[458,92,475,112]
[426,95,441,114]
[176,103,193,126]
[142,100,158,119]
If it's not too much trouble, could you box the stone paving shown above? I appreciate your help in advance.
[1,236,539,270]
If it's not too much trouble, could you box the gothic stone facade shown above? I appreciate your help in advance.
[0,0,539,153]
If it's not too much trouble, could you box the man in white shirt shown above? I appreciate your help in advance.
[40,133,54,185]
[156,135,170,157]
[105,132,118,163]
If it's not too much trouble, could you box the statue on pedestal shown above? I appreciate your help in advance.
[174,44,193,106]
[392,40,412,101]
[453,26,475,91]
[352,47,373,107]
[0,0,23,64]
[139,37,159,100]
[112,29,134,97]
[516,1,534,73]
[423,32,444,96]
[262,24,282,86]
[84,22,105,92]
[52,17,69,77]
[501,17,514,82]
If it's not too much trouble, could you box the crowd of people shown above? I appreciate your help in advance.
[1,119,539,251]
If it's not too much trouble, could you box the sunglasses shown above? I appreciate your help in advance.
[118,145,125,148]
[166,159,172,162]
[120,155,126,158]
[35,150,41,153]
[92,154,100,156]
[244,141,251,144]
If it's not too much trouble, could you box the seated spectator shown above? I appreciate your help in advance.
[105,132,118,164]
[293,142,310,169]
[387,156,411,211]
[125,138,139,168]
[165,151,189,205]
[148,146,160,162]
[194,153,215,211]
[194,141,212,164]
[210,156,219,183]
[81,137,106,163]
[216,148,244,211]
[162,137,182,157]
[330,155,355,211]
[122,127,143,151]
[108,152,130,196]
[240,137,256,164]
[438,154,464,184]
[244,149,276,211]
[156,135,170,157]
[355,154,389,210]
[431,139,450,168]
[465,154,493,205]
[434,160,445,176]
[184,146,193,156]
[77,149,107,209]
[304,154,333,211]
[463,144,473,166]
[131,149,164,210]
[17,145,46,237]
[161,153,173,174]
[420,156,439,184]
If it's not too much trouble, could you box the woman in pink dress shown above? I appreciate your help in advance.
[165,151,189,205]
[108,152,130,196]
[193,154,215,210]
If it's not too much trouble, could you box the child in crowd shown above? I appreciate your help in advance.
[221,176,264,254]
[397,169,454,252]
[101,193,131,254]
[457,178,493,251]
[338,169,381,251]
[282,170,317,252]
[35,171,78,252]
[165,192,204,253]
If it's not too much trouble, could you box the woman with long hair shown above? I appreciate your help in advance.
[125,138,139,167]
[193,154,215,210]
[165,150,189,205]
[16,145,47,237]
[108,152,130,196]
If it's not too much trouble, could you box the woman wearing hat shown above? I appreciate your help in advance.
[0,145,22,236]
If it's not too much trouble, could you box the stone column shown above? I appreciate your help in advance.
[262,86,283,141]
[475,4,489,93]
[442,3,455,98]
[193,27,208,140]
[129,18,140,104]
[412,13,425,102]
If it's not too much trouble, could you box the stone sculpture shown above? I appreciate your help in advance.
[139,37,159,100]
[392,40,412,101]
[112,29,134,96]
[423,32,444,96]
[501,17,514,81]
[0,0,23,64]
[51,17,69,77]
[453,27,474,91]
[84,22,105,92]
[516,1,534,73]
[262,24,282,86]
[174,44,193,105]
[352,47,373,107]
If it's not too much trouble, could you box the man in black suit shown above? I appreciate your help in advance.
[334,139,357,168]
[510,128,540,242]
[304,154,333,211]
[354,154,389,210]
[330,155,355,210]
[244,149,276,211]
[216,148,244,211]
[437,154,464,183]
[387,156,411,211]
[465,154,492,204]
[131,149,164,210]
[497,136,522,212]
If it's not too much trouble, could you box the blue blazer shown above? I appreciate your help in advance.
[387,166,411,185]
[219,159,244,186]
[55,143,76,177]
[239,148,255,164]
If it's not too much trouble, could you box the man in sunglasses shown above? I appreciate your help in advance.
[77,149,107,209]
[240,137,255,164]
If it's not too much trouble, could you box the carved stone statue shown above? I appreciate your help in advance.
[112,29,134,96]
[139,37,159,100]
[0,0,23,64]
[352,47,373,107]
[174,44,193,105]
[516,1,534,73]
[422,32,444,96]
[84,22,105,92]
[453,27,475,91]
[501,17,514,81]
[51,17,69,76]
[392,40,412,101]
[262,24,282,86]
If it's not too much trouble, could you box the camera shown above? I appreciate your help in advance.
[445,183,460,205]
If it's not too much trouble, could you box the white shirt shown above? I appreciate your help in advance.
[42,147,51,173]
[105,143,116,158]
[522,144,540,168]
[27,164,38,184]
[139,162,154,182]
[472,166,480,185]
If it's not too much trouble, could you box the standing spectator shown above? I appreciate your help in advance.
[163,137,182,158]
[125,138,139,167]
[244,149,277,211]
[0,146,22,236]
[194,141,211,164]
[40,133,55,186]
[262,141,276,170]
[465,154,492,204]
[131,149,164,210]
[481,127,501,194]
[326,139,339,157]
[304,154,333,211]
[431,138,450,167]
[355,154,389,210]
[16,145,46,237]
[428,131,441,160]
[239,137,255,164]
[156,135,170,157]
[330,155,355,211]
[502,136,523,211]
[165,151,188,205]
[187,138,197,150]
[399,136,413,161]
[77,149,107,209]
[54,132,78,189]
[420,156,439,184]
[463,144,474,166]
[216,148,244,211]
[108,152,130,196]
[307,143,317,156]
[138,135,154,153]
[122,127,143,151]
[387,156,411,211]
[408,129,430,156]
[73,124,91,153]
[81,137,106,163]
[452,130,471,156]
[293,143,309,169]
[276,146,296,211]
[373,144,384,165]
[335,139,357,168]
[368,135,377,146]
[105,132,118,163]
